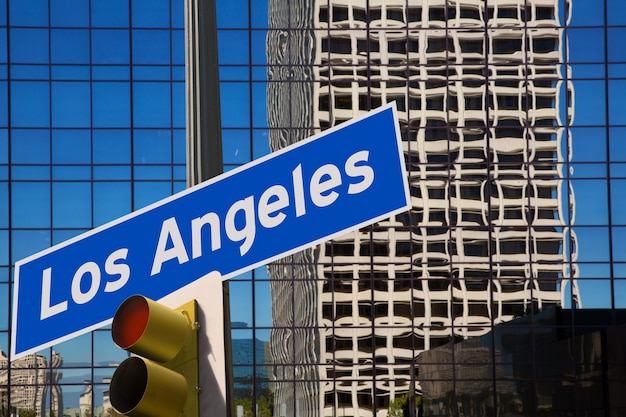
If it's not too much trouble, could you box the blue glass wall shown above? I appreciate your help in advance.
[2,0,189,413]
[2,0,626,416]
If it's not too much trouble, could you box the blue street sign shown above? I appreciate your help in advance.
[11,103,410,359]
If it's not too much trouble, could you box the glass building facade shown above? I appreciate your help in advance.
[1,0,626,417]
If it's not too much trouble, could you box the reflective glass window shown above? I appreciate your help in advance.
[569,0,604,26]
[92,65,130,80]
[220,66,248,81]
[11,230,51,263]
[52,65,90,80]
[93,182,131,226]
[134,165,171,180]
[222,130,251,164]
[173,180,185,193]
[172,81,185,128]
[132,0,170,28]
[173,165,185,181]
[52,81,91,127]
[4,1,626,416]
[608,0,626,25]
[51,29,90,64]
[94,329,129,365]
[0,332,8,355]
[52,182,92,227]
[10,64,49,80]
[93,165,130,181]
[172,29,185,64]
[10,81,50,127]
[0,129,6,163]
[0,182,7,228]
[50,0,89,27]
[9,0,49,26]
[609,128,626,162]
[0,231,7,266]
[615,280,626,308]
[172,65,184,81]
[578,279,613,308]
[218,30,249,65]
[52,129,90,164]
[612,227,626,262]
[575,227,611,263]
[220,82,250,128]
[134,129,172,164]
[11,129,50,163]
[251,30,267,65]
[134,181,173,209]
[573,80,606,126]
[172,0,184,28]
[134,65,170,81]
[11,182,51,228]
[52,166,90,180]
[254,279,273,327]
[93,129,130,164]
[58,383,89,414]
[9,28,49,64]
[568,28,605,63]
[0,284,8,330]
[229,281,253,325]
[0,29,7,66]
[132,82,171,127]
[52,229,88,245]
[12,166,50,180]
[91,0,129,28]
[252,82,267,128]
[251,1,268,29]
[132,29,171,64]
[571,128,607,163]
[217,0,249,28]
[92,81,131,127]
[54,333,92,366]
[173,129,186,164]
[608,29,626,64]
[252,129,270,159]
[92,29,130,64]
[608,80,626,125]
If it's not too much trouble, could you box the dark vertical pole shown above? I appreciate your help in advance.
[185,0,223,185]
[184,2,233,417]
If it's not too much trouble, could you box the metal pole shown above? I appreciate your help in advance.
[184,1,233,417]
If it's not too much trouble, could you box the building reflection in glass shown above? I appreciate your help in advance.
[265,0,578,416]
[418,308,626,416]
[0,351,63,417]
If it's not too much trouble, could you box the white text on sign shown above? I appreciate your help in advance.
[39,150,374,321]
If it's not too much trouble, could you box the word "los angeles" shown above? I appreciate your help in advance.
[40,150,374,320]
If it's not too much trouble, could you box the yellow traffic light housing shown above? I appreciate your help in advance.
[109,295,199,417]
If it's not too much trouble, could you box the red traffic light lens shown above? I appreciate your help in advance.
[112,295,149,349]
[111,295,190,362]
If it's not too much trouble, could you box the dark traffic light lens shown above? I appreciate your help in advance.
[109,356,188,417]
[110,357,148,414]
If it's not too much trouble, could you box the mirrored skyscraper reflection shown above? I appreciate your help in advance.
[266,1,578,416]
[0,351,63,417]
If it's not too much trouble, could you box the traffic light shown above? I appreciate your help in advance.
[109,295,199,417]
